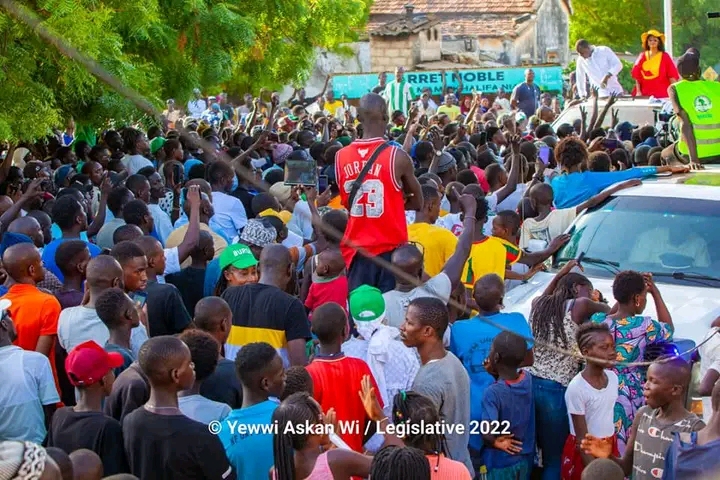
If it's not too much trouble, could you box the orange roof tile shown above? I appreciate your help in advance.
[370,0,535,15]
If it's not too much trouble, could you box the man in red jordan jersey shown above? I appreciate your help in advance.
[335,93,422,294]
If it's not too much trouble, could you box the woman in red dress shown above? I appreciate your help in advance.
[631,29,679,98]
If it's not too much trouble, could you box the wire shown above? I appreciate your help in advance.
[1,0,704,370]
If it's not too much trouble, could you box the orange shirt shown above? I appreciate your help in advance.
[427,454,473,479]
[4,283,62,393]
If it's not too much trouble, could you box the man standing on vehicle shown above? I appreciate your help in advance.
[575,39,624,99]
[383,67,417,118]
[664,48,720,167]
[335,93,423,293]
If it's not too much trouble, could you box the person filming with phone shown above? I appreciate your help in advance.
[335,93,422,294]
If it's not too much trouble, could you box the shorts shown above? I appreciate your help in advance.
[560,433,619,480]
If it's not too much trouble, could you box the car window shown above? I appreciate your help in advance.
[554,104,656,129]
[556,195,720,286]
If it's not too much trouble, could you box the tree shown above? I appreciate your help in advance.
[0,0,371,142]
[569,0,663,53]
[570,0,720,70]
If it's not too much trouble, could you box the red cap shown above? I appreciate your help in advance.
[65,340,125,387]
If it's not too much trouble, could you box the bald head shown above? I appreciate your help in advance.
[391,244,423,274]
[358,93,388,124]
[3,243,42,284]
[45,447,73,480]
[68,449,103,480]
[113,224,143,244]
[0,195,13,216]
[259,244,291,274]
[193,296,232,332]
[529,182,554,206]
[85,255,124,292]
[7,216,44,248]
[473,273,505,312]
[135,235,163,258]
[186,179,212,200]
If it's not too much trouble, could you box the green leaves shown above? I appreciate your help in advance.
[0,0,371,141]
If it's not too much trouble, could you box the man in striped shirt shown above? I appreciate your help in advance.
[383,66,417,117]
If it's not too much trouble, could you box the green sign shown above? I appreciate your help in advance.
[332,65,564,99]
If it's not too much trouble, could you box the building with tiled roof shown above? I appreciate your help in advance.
[368,0,572,69]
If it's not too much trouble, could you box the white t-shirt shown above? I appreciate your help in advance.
[57,305,148,357]
[148,203,174,245]
[178,394,231,425]
[121,154,153,176]
[0,346,60,444]
[699,327,720,422]
[519,208,577,251]
[437,212,463,236]
[496,184,527,213]
[282,230,305,250]
[288,201,314,240]
[383,272,452,328]
[565,370,619,437]
[483,193,499,236]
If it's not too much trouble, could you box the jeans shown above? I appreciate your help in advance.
[532,375,568,480]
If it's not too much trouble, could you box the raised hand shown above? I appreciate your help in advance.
[358,374,384,422]
[581,434,614,459]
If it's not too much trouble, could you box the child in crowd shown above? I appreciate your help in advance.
[490,210,566,288]
[480,331,535,479]
[192,296,243,409]
[580,459,624,480]
[582,357,704,480]
[663,380,720,479]
[306,302,380,453]
[95,288,138,376]
[519,179,641,252]
[281,365,313,400]
[48,340,128,475]
[166,230,215,315]
[217,342,285,480]
[392,390,472,479]
[176,329,231,424]
[122,336,233,480]
[54,240,90,309]
[304,249,348,321]
[561,323,619,480]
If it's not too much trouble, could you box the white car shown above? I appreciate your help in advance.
[504,177,720,350]
[553,97,668,130]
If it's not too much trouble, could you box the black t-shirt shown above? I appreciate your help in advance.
[221,283,311,360]
[48,407,128,475]
[104,363,149,422]
[166,267,206,316]
[145,280,192,337]
[123,408,236,480]
[199,358,243,409]
[290,96,319,108]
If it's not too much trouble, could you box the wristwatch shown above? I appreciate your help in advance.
[435,150,443,157]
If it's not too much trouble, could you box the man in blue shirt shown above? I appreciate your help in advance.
[511,69,542,118]
[217,342,285,480]
[42,195,101,282]
[450,273,533,469]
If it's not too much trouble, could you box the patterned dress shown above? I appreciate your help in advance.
[590,313,674,454]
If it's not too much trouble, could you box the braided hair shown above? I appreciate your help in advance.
[272,392,323,480]
[369,445,431,480]
[530,273,592,347]
[392,391,450,458]
[576,322,612,355]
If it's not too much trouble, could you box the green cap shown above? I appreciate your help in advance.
[150,137,166,155]
[219,244,257,271]
[349,285,386,322]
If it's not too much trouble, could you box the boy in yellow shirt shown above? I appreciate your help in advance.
[408,185,459,277]
[491,210,570,282]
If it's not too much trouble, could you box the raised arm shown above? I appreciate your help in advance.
[493,134,521,205]
[175,185,201,264]
[574,179,642,214]
[441,192,477,287]
[576,60,588,99]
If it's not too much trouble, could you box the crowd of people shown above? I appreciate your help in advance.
[0,31,720,480]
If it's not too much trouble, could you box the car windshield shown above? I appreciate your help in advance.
[555,195,720,286]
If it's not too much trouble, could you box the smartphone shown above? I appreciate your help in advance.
[284,159,318,186]
[172,163,183,184]
[538,146,551,165]
[132,291,148,308]
[318,175,329,192]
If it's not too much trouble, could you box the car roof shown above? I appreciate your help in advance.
[613,180,720,200]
